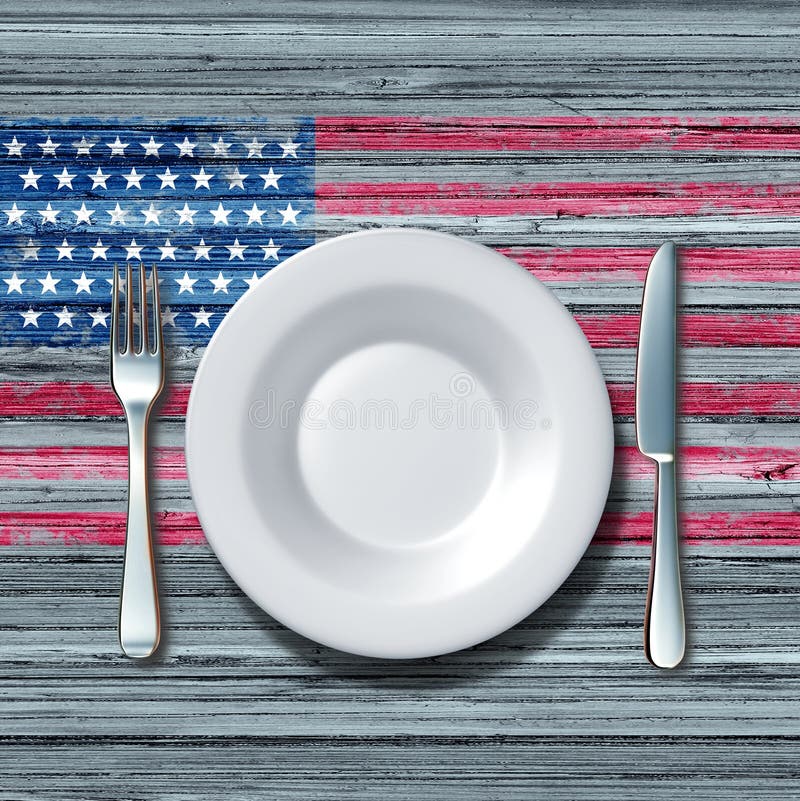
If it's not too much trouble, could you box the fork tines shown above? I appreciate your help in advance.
[111,263,162,356]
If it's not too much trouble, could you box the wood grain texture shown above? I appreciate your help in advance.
[2,3,800,800]
[3,1,800,116]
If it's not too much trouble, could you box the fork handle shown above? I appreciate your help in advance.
[119,405,160,658]
[644,459,685,669]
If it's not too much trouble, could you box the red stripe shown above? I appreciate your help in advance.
[501,246,800,283]
[576,313,800,348]
[607,383,800,417]
[2,510,797,546]
[1,382,799,418]
[2,445,794,483]
[316,181,800,216]
[317,116,800,152]
[0,383,189,417]
[594,512,800,546]
[614,446,800,481]
[0,511,204,546]
[0,446,187,480]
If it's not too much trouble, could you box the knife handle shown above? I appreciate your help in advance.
[644,459,685,668]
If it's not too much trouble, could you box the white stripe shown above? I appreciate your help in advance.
[0,347,794,383]
[316,213,800,244]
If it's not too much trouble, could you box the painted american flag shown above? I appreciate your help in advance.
[1,116,799,551]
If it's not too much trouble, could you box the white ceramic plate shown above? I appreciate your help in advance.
[186,229,613,658]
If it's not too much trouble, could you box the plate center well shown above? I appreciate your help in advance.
[297,342,501,548]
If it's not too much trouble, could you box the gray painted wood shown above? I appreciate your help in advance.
[3,1,800,116]
[2,736,799,801]
[3,346,798,384]
[318,212,800,245]
[3,419,797,451]
[5,478,794,512]
[1,3,800,800]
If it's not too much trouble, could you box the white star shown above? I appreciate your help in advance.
[245,202,265,225]
[72,271,95,294]
[91,238,108,260]
[107,203,127,225]
[123,167,144,189]
[192,238,212,260]
[177,136,196,157]
[226,238,247,260]
[244,271,261,290]
[90,168,110,189]
[4,203,26,225]
[176,271,197,294]
[54,167,76,189]
[4,272,25,293]
[107,136,128,156]
[142,203,162,225]
[38,202,59,224]
[21,239,40,260]
[260,238,281,260]
[74,136,94,156]
[38,271,60,294]
[89,307,110,327]
[226,167,248,189]
[210,136,231,156]
[55,306,74,327]
[176,202,197,225]
[141,136,163,157]
[73,202,94,224]
[21,308,42,327]
[38,136,60,156]
[56,238,74,260]
[125,239,143,260]
[245,137,265,158]
[279,139,300,158]
[4,136,25,156]
[210,202,231,225]
[279,202,300,225]
[192,306,213,327]
[210,272,232,293]
[157,167,178,189]
[20,167,41,189]
[160,306,178,327]
[260,167,282,189]
[159,238,177,260]
[191,167,213,189]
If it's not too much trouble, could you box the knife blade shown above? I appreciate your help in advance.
[635,241,685,669]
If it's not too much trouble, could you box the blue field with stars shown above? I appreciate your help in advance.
[0,118,315,345]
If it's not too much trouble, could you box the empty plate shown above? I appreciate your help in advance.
[186,229,614,658]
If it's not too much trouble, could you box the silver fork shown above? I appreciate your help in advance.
[110,263,164,658]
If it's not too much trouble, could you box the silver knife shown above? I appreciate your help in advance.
[635,242,685,668]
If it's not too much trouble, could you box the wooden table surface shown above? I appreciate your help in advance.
[1,3,800,799]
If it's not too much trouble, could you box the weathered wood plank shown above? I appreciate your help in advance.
[317,211,800,245]
[0,736,797,801]
[0,347,797,385]
[0,419,795,451]
[0,4,798,115]
[315,156,800,185]
[0,478,796,512]
[3,2,800,116]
